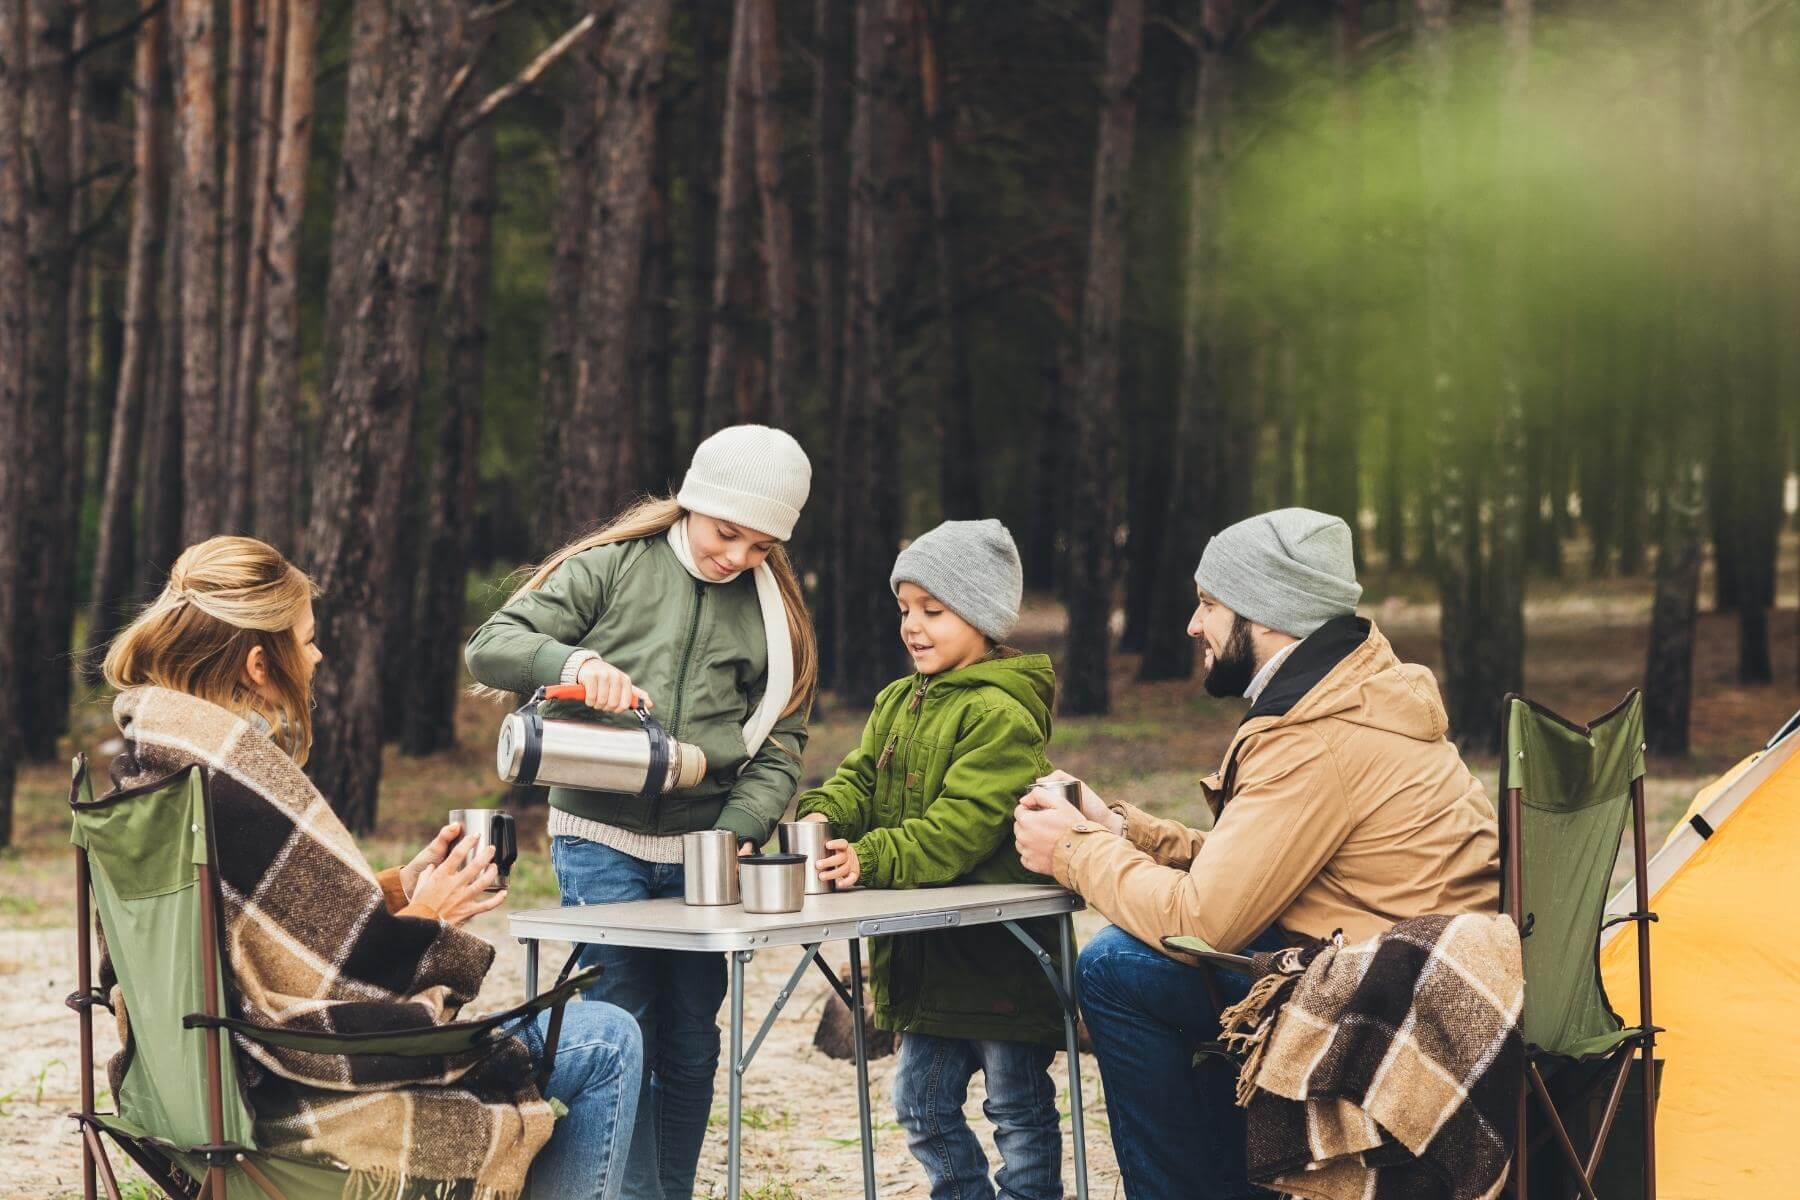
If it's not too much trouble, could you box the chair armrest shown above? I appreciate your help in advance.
[1161,934,1254,972]
[184,965,603,1060]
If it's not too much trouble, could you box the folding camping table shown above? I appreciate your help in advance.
[511,883,1090,1200]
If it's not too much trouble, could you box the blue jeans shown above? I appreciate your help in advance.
[892,1031,1062,1200]
[1077,924,1285,1200]
[552,836,728,1200]
[512,1003,643,1200]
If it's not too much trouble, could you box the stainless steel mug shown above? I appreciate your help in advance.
[1037,775,1083,810]
[682,829,741,906]
[739,853,808,914]
[448,808,517,892]
[778,820,834,895]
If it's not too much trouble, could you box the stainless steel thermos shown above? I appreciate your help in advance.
[738,853,809,914]
[496,685,707,798]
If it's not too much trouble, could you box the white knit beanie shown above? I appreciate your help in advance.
[676,425,813,541]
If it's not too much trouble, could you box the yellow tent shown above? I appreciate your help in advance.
[1599,719,1800,1199]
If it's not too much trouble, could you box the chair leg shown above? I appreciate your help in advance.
[1526,1062,1600,1200]
[236,1154,293,1200]
[1512,1064,1529,1200]
[1639,1038,1657,1200]
[80,1125,124,1200]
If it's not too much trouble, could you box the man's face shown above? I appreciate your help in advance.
[1188,587,1258,697]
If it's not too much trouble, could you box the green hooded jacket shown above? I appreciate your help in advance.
[464,536,809,843]
[796,652,1066,1045]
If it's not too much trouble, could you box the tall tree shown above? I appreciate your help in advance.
[86,4,169,675]
[639,94,677,491]
[228,0,284,532]
[1062,0,1143,714]
[319,0,389,389]
[255,0,317,555]
[554,0,674,544]
[681,3,724,459]
[305,0,472,831]
[750,0,796,425]
[811,0,850,688]
[142,157,185,580]
[175,0,224,542]
[702,0,758,430]
[405,65,496,758]
[220,0,259,528]
[0,0,27,839]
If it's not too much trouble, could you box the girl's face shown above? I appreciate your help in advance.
[896,582,989,676]
[687,514,779,581]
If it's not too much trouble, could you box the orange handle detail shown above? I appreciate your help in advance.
[543,683,640,710]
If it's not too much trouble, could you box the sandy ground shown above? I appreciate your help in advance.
[0,907,1122,1199]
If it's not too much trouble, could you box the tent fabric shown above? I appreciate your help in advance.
[1502,695,1645,1059]
[1600,726,1800,1200]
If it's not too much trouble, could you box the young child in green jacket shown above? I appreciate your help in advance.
[465,424,818,1200]
[796,519,1066,1200]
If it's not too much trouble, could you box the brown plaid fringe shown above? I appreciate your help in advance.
[1225,913,1523,1200]
[105,687,553,1200]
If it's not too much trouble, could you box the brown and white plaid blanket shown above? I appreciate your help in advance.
[105,687,553,1200]
[1221,913,1523,1200]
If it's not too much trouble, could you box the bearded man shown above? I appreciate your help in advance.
[1013,508,1500,1200]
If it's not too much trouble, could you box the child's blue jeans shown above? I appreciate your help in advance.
[892,1030,1063,1200]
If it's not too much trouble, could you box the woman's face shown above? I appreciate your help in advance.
[686,514,779,580]
[246,600,322,700]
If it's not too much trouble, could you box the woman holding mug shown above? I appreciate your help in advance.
[100,535,641,1200]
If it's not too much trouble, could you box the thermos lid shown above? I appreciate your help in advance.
[496,712,528,782]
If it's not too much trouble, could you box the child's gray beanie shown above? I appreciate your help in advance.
[890,519,1024,643]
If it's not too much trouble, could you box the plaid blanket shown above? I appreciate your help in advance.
[1222,913,1523,1200]
[106,687,552,1199]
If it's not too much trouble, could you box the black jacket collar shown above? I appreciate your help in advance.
[1242,615,1370,724]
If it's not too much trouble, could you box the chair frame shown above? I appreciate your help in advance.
[1501,691,1659,1200]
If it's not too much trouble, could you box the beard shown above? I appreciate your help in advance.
[1202,615,1259,698]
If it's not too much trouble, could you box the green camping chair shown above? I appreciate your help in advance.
[1500,691,1659,1200]
[67,755,600,1200]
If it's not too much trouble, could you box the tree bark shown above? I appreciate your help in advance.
[255,0,317,556]
[682,3,723,460]
[85,4,168,676]
[811,0,850,688]
[319,0,389,390]
[227,0,283,533]
[533,42,596,553]
[917,0,977,521]
[174,0,224,543]
[18,0,75,759]
[1062,0,1143,715]
[749,0,796,426]
[404,70,495,758]
[1644,461,1703,756]
[142,145,185,581]
[702,0,757,430]
[305,0,470,832]
[556,0,674,544]
[220,0,258,527]
[639,99,676,492]
[0,0,28,840]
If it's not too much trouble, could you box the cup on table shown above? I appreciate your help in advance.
[683,829,741,906]
[739,853,809,914]
[447,808,517,892]
[778,820,835,895]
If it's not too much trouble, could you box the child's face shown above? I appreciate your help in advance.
[896,582,989,675]
[687,514,779,581]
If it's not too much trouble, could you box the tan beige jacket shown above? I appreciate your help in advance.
[1052,618,1499,953]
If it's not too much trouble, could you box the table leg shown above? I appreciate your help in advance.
[728,949,748,1200]
[849,937,877,1200]
[522,939,538,1000]
[1062,913,1089,1200]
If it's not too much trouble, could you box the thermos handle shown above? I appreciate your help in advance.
[542,684,645,712]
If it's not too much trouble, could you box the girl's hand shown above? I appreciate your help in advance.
[411,836,507,926]
[399,821,463,900]
[816,838,861,889]
[576,657,654,713]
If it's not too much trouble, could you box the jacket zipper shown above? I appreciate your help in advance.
[668,579,706,738]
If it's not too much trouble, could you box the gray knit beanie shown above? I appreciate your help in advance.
[890,520,1023,643]
[1193,508,1362,638]
[676,424,812,541]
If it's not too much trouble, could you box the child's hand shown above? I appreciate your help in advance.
[817,838,861,889]
[576,657,654,713]
[798,812,830,824]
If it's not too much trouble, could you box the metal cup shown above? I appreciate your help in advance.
[448,808,517,892]
[778,820,835,895]
[682,829,741,906]
[1036,775,1083,810]
[739,853,808,914]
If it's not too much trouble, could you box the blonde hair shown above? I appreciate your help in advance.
[477,495,819,718]
[103,536,321,763]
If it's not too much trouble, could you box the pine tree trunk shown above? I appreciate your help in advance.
[175,0,224,543]
[557,0,674,543]
[228,0,283,534]
[1062,0,1143,715]
[320,0,389,390]
[305,0,470,832]
[404,79,495,759]
[682,4,723,459]
[1644,462,1704,756]
[703,0,757,429]
[18,0,75,760]
[533,46,596,552]
[143,155,185,580]
[811,0,850,688]
[750,0,796,427]
[1141,0,1232,683]
[255,0,317,556]
[639,101,676,492]
[51,0,89,742]
[220,0,258,528]
[0,0,28,841]
[86,5,168,675]
[918,0,977,521]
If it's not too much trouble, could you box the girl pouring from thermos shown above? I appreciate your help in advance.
[466,425,817,1200]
